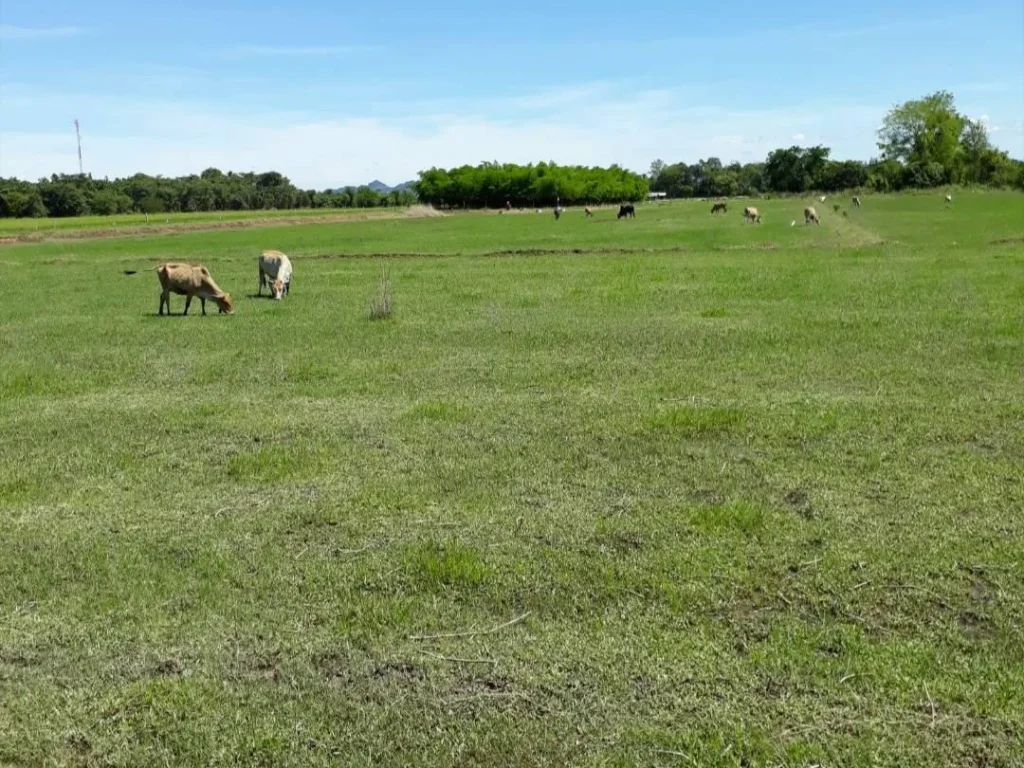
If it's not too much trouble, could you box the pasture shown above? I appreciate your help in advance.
[1,193,1022,766]
[0,206,423,242]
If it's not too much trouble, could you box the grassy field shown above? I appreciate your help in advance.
[1,192,1022,767]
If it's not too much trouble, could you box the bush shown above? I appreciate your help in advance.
[88,190,133,216]
[0,190,48,218]
[904,162,948,188]
[39,183,88,217]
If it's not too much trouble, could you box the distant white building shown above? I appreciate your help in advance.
[647,191,667,201]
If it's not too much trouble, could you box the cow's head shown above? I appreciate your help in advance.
[216,293,234,314]
[272,278,285,300]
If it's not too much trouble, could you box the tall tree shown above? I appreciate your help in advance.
[877,91,965,171]
[958,118,994,183]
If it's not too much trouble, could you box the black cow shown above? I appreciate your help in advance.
[617,204,636,219]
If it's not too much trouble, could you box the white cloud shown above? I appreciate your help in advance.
[0,86,893,186]
[972,114,1004,132]
[0,24,84,40]
[791,133,806,141]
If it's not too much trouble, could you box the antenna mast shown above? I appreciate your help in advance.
[74,119,83,175]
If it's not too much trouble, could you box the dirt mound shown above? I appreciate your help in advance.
[403,205,445,218]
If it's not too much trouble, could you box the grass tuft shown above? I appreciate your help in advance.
[646,405,744,437]
[404,540,489,589]
[368,261,392,320]
[690,501,769,535]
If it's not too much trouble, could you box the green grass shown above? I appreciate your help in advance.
[1,191,1022,766]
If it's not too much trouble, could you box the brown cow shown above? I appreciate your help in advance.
[804,206,819,225]
[584,207,594,218]
[711,201,728,214]
[157,263,233,316]
[743,206,761,223]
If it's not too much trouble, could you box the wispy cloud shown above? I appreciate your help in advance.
[571,12,989,55]
[792,133,806,141]
[0,24,85,40]
[954,81,1015,94]
[232,44,384,57]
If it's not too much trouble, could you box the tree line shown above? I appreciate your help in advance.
[0,169,417,219]
[414,162,650,208]
[650,92,1023,198]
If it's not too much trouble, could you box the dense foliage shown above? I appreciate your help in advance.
[414,162,649,208]
[650,91,1023,198]
[0,169,416,219]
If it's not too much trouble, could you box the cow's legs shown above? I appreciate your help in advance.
[184,295,192,316]
[159,291,169,316]
[200,297,207,316]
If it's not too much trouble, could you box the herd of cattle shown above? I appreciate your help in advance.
[587,194,882,224]
[150,193,954,316]
[708,194,868,225]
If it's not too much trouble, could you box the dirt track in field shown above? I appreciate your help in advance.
[0,206,446,246]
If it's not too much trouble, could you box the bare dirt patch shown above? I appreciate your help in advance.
[373,661,426,682]
[153,658,184,677]
[783,488,815,519]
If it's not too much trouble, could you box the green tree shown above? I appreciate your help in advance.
[415,162,647,208]
[0,189,48,217]
[878,91,965,176]
[88,189,133,215]
[39,183,88,217]
[820,160,869,191]
[956,118,1003,184]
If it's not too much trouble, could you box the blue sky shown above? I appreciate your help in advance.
[1,0,1022,187]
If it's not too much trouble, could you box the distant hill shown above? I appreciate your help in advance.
[337,180,417,195]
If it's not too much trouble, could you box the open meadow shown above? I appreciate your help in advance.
[1,192,1022,766]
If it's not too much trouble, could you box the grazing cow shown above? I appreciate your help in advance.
[157,263,233,316]
[584,207,594,218]
[743,206,761,223]
[711,201,728,214]
[819,195,827,203]
[804,206,820,225]
[258,250,293,300]
[617,204,636,219]
[852,196,861,208]
[945,194,953,204]
[553,207,562,220]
